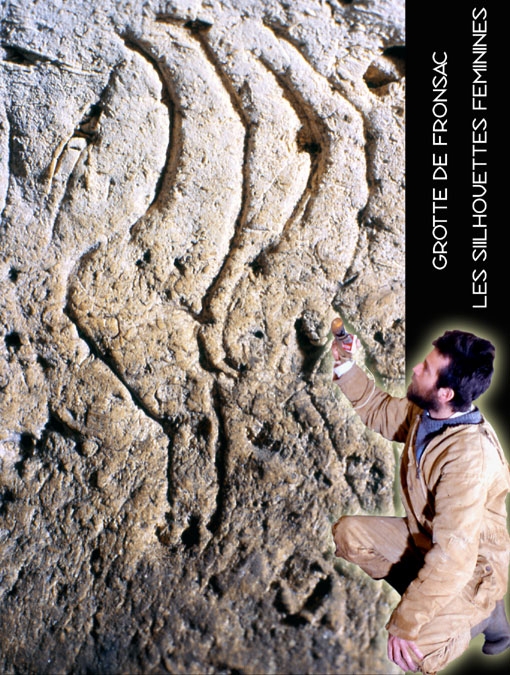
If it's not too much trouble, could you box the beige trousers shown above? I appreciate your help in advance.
[332,515,490,674]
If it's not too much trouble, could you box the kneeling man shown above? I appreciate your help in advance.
[331,328,510,674]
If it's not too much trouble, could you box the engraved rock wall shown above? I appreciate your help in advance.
[0,1,404,672]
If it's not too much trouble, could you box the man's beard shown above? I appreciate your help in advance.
[407,381,440,413]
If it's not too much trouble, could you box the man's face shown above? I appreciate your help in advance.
[407,347,451,412]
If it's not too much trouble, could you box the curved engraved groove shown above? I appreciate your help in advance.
[263,19,405,278]
[67,21,245,414]
[46,73,115,244]
[45,51,169,268]
[255,57,329,239]
[176,21,313,373]
[206,21,368,376]
[121,31,183,223]
[152,18,366,377]
[258,25,367,266]
[118,21,245,313]
[66,22,246,542]
[0,103,9,222]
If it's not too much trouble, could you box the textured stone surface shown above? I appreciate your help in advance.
[0,1,404,673]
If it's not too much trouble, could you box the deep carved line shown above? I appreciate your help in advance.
[256,52,329,241]
[205,380,229,536]
[121,31,183,224]
[178,21,252,325]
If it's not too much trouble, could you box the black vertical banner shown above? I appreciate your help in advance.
[406,4,507,436]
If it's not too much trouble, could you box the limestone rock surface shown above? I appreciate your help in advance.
[0,1,404,673]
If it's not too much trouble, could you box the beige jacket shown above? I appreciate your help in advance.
[336,364,510,641]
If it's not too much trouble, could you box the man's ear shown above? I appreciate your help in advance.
[438,387,455,404]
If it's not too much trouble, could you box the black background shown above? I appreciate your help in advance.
[406,3,507,441]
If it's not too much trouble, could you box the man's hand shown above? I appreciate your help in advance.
[331,335,360,362]
[387,634,424,672]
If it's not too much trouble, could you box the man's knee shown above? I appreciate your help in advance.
[332,515,358,560]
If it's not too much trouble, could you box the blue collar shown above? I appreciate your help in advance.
[415,408,482,463]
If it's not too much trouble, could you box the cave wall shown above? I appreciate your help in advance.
[0,1,405,672]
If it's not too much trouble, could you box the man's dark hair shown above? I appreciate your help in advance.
[433,330,495,411]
